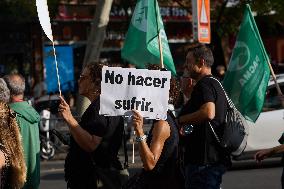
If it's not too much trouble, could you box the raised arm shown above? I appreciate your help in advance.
[59,96,102,152]
[132,110,170,171]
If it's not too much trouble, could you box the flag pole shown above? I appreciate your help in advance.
[52,41,62,97]
[154,0,164,68]
[267,61,283,95]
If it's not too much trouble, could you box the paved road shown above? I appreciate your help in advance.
[40,158,283,189]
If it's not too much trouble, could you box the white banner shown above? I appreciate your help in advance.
[100,67,171,120]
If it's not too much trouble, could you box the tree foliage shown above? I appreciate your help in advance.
[159,0,284,37]
[0,0,60,23]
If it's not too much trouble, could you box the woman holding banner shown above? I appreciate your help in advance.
[58,63,126,189]
[124,72,183,189]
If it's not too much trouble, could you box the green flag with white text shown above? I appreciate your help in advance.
[223,4,270,122]
[121,0,176,75]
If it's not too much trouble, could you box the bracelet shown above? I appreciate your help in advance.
[135,135,147,142]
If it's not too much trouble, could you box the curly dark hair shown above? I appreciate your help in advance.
[84,62,106,83]
[147,64,180,106]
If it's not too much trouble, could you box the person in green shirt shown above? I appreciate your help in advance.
[4,74,41,189]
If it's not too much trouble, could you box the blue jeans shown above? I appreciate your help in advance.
[184,163,226,189]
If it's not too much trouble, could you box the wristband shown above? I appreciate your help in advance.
[135,135,147,142]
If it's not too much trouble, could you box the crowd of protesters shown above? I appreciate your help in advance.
[0,44,282,189]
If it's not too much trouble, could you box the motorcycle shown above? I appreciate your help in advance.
[36,95,69,160]
[40,109,55,160]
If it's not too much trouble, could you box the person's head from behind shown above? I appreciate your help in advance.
[0,101,26,188]
[185,45,214,80]
[78,63,105,100]
[3,74,25,98]
[0,78,10,103]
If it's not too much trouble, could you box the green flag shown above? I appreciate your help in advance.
[121,0,176,75]
[223,4,270,122]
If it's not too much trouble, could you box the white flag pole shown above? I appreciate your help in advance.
[52,42,62,96]
[132,131,135,164]
[36,0,62,96]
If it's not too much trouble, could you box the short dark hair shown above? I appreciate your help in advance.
[188,45,214,67]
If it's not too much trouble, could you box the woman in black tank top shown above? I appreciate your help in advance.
[127,75,183,189]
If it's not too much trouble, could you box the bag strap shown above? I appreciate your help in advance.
[208,122,221,144]
[206,77,228,145]
[207,77,235,109]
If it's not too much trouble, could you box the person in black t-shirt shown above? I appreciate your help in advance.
[177,45,230,189]
[58,63,125,189]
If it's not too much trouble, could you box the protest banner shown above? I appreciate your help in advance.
[99,67,171,120]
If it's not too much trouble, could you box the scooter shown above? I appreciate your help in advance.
[40,109,55,160]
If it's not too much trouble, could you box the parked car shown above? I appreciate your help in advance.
[239,74,284,159]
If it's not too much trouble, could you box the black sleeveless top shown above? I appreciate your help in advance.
[145,113,179,179]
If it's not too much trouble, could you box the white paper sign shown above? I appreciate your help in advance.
[36,0,53,41]
[100,67,171,120]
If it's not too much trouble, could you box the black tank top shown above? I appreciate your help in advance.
[146,112,179,176]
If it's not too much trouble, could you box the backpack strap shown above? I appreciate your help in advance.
[206,77,229,145]
[207,77,235,109]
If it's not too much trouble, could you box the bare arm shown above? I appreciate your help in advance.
[0,151,5,169]
[0,150,5,186]
[255,144,284,163]
[178,102,215,125]
[132,110,170,171]
[59,96,102,152]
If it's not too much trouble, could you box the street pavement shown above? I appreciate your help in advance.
[40,154,283,189]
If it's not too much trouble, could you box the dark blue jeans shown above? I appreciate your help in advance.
[184,163,226,189]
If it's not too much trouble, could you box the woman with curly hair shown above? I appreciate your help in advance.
[0,101,26,188]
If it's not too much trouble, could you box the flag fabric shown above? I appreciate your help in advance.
[121,0,176,75]
[223,4,270,122]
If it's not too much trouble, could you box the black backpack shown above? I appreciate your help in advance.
[208,77,249,157]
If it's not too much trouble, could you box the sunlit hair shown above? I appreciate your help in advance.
[0,101,26,188]
[147,64,180,106]
[0,78,10,103]
[3,74,25,96]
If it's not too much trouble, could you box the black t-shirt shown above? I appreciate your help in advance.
[179,75,229,165]
[64,97,124,182]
